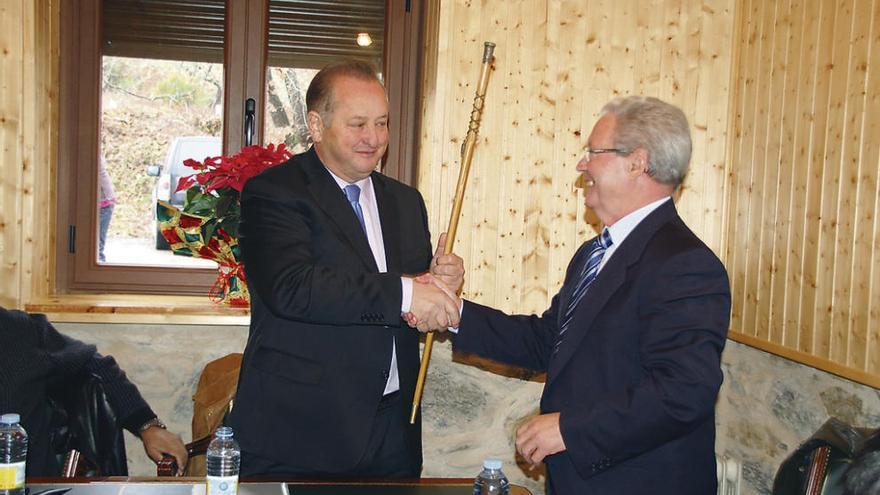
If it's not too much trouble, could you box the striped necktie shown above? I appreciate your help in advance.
[555,228,613,353]
[343,184,367,234]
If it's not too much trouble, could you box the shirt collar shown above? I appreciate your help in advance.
[605,196,671,247]
[325,168,373,198]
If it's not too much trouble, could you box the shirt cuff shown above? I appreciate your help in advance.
[400,277,413,313]
[448,300,464,333]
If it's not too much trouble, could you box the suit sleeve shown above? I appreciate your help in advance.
[35,314,156,434]
[239,176,414,327]
[453,242,591,372]
[454,298,560,372]
[559,247,730,477]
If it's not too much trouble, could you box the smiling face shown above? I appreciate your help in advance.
[576,113,640,226]
[309,75,389,183]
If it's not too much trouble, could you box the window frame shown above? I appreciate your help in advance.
[56,0,423,295]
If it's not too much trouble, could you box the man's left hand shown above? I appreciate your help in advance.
[431,233,464,294]
[141,426,188,475]
[515,412,566,465]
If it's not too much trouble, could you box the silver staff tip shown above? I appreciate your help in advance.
[482,42,496,62]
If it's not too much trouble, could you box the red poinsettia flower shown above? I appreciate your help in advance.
[175,143,292,194]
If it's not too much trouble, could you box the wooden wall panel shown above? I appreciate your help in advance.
[725,0,880,386]
[0,0,25,308]
[0,0,57,309]
[419,0,734,316]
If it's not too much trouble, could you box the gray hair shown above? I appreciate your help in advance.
[601,96,692,188]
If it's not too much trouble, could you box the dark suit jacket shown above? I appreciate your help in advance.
[454,200,730,494]
[228,148,433,473]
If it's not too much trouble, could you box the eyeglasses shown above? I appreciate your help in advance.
[584,148,630,162]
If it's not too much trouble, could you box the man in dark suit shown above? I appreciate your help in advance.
[228,61,460,479]
[437,96,731,494]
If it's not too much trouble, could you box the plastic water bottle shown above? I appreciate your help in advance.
[0,414,28,495]
[473,458,509,495]
[206,426,240,495]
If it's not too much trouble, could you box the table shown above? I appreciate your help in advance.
[27,478,533,495]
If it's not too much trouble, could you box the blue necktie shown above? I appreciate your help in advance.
[555,228,613,353]
[344,184,367,234]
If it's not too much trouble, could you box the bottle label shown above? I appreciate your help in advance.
[0,461,25,490]
[206,474,238,495]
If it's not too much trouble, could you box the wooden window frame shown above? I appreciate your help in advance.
[55,0,423,295]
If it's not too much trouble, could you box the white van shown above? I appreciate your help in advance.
[146,136,222,249]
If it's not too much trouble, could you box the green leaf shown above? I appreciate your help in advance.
[219,214,240,238]
[215,194,234,218]
[187,192,218,216]
[202,219,218,242]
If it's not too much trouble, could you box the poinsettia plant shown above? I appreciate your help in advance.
[174,143,292,242]
[157,143,292,305]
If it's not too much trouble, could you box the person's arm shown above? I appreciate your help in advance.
[37,316,188,474]
[559,248,730,478]
[83,354,186,473]
[450,243,589,370]
[453,298,561,372]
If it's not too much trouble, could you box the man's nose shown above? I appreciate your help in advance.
[362,125,381,146]
[576,156,589,172]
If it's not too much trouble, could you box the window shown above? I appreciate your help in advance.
[57,0,423,294]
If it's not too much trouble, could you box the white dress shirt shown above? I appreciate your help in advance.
[327,170,402,396]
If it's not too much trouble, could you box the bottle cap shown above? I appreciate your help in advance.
[0,413,20,424]
[483,458,502,470]
[215,426,234,438]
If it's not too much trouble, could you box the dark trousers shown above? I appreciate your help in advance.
[240,392,421,479]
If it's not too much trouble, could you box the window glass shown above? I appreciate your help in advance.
[98,1,224,267]
[61,0,417,293]
[263,0,385,152]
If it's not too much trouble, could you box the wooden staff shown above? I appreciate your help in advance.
[411,41,496,424]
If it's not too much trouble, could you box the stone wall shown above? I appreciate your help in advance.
[56,323,879,495]
[716,341,880,495]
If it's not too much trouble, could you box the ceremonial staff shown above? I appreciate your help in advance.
[411,41,496,423]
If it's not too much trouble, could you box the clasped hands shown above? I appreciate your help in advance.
[404,233,465,332]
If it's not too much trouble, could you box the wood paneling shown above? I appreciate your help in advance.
[725,0,880,385]
[0,0,57,309]
[0,1,24,308]
[418,0,734,317]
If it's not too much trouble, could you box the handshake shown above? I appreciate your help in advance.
[403,233,465,333]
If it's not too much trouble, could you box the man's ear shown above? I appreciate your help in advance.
[628,148,649,177]
[307,110,324,143]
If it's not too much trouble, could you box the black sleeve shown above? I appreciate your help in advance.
[37,317,156,435]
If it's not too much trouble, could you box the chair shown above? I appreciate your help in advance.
[157,353,242,476]
[48,370,128,477]
[772,417,879,495]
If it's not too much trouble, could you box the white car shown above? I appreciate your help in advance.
[146,136,222,249]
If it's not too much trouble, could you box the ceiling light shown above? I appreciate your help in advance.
[356,32,373,47]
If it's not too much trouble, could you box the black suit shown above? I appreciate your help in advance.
[229,148,432,475]
[454,200,731,494]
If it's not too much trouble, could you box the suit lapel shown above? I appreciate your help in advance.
[373,173,402,274]
[303,150,378,272]
[548,200,678,381]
